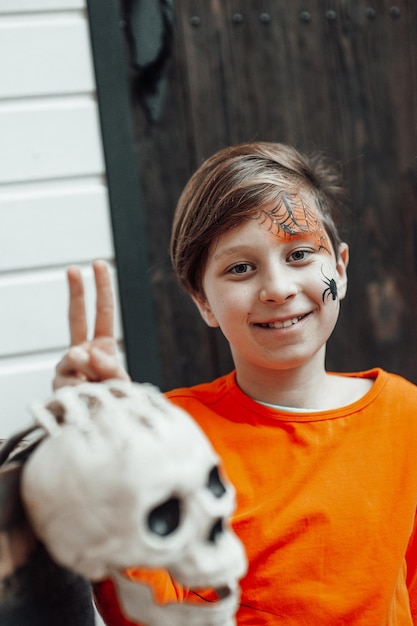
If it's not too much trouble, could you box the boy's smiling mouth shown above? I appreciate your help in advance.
[256,314,308,329]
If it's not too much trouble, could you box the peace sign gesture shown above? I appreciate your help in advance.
[53,260,130,390]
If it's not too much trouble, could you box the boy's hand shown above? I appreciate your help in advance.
[53,260,130,390]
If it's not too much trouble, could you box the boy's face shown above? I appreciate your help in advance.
[192,197,348,377]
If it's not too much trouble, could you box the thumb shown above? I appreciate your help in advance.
[89,348,130,381]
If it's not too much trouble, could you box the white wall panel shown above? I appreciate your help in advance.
[0,0,122,457]
[0,180,113,271]
[0,0,84,13]
[0,266,122,358]
[0,98,104,184]
[0,14,95,99]
[0,351,60,437]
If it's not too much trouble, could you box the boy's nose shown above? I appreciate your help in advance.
[258,268,298,303]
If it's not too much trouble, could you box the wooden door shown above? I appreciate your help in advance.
[121,0,417,388]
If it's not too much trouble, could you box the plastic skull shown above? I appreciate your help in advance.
[20,380,247,625]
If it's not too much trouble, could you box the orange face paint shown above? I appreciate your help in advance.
[256,191,331,254]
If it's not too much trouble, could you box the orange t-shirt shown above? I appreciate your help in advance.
[95,368,417,625]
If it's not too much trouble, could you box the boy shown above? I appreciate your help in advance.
[55,142,417,625]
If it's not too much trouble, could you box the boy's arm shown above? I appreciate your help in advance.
[406,511,417,622]
[53,260,130,389]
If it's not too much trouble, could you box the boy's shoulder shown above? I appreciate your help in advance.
[374,367,417,390]
[354,367,417,409]
[381,368,417,397]
[166,371,234,405]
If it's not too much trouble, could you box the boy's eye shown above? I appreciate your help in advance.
[288,249,312,262]
[229,263,253,275]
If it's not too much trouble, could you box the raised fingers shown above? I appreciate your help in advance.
[54,261,126,390]
[67,265,88,346]
[92,259,115,339]
[53,346,96,389]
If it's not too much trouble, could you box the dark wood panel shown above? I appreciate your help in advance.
[88,0,162,386]
[121,0,417,387]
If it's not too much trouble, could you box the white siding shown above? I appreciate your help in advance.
[0,0,120,444]
[0,0,85,12]
[0,180,113,270]
[0,98,104,183]
[0,13,94,98]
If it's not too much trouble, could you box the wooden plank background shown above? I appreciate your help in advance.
[120,0,417,389]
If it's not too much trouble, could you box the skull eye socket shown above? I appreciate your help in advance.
[148,497,181,537]
[208,518,224,543]
[207,466,226,498]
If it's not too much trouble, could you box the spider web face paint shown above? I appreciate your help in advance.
[256,191,331,254]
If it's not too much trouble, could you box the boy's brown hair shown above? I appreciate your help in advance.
[170,142,345,297]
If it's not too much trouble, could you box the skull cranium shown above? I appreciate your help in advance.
[20,381,247,625]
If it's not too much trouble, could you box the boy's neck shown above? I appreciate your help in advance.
[234,354,372,411]
[236,362,328,410]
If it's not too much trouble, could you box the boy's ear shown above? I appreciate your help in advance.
[336,242,349,301]
[191,294,220,328]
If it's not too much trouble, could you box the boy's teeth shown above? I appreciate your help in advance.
[266,317,300,329]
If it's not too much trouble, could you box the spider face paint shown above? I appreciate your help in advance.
[256,191,331,255]
[321,265,338,302]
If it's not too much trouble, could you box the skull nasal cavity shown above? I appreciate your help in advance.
[208,518,224,543]
[148,497,181,536]
[207,466,227,498]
